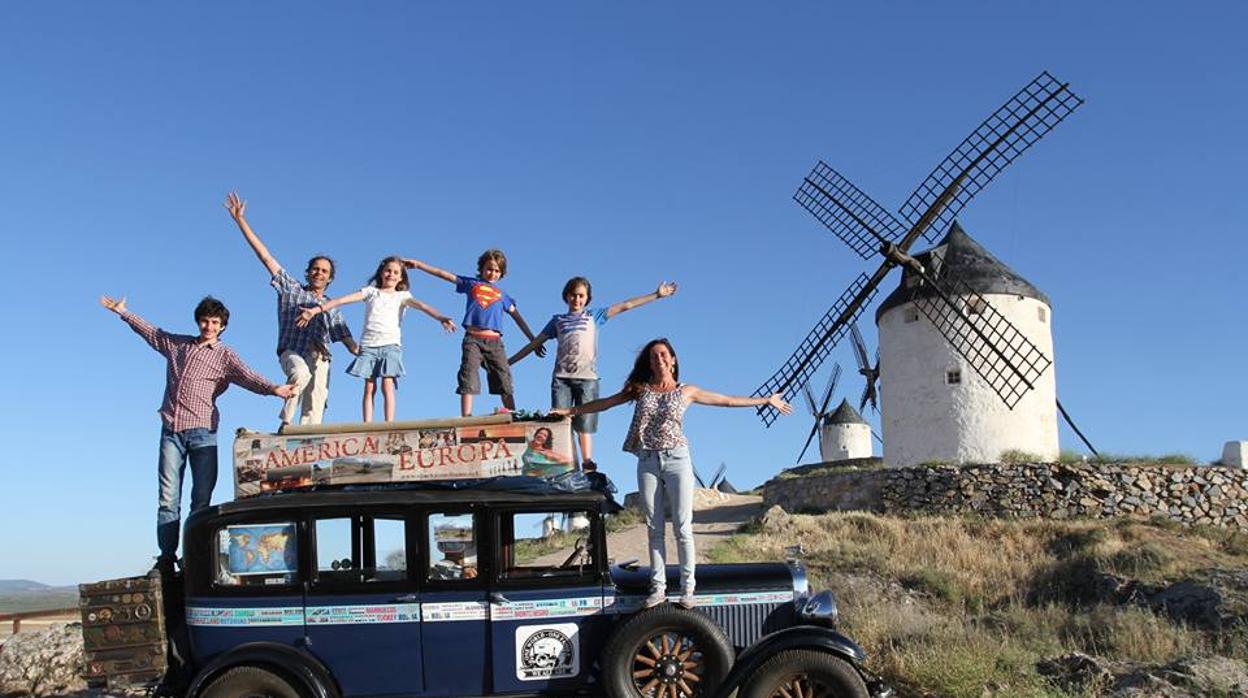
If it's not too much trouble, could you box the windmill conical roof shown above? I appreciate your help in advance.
[825,398,868,425]
[875,221,1049,323]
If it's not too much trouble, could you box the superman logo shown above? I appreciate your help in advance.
[471,284,502,309]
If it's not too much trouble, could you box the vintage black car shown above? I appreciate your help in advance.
[108,481,890,698]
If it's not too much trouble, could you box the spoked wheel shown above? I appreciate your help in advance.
[739,649,869,698]
[603,605,733,698]
[630,629,708,697]
[200,666,305,698]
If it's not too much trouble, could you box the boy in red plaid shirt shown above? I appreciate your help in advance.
[101,294,294,571]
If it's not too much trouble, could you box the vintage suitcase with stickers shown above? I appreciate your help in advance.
[78,573,167,688]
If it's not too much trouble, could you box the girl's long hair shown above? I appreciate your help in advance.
[368,256,410,291]
[624,338,678,395]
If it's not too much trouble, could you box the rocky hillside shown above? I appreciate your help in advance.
[709,506,1248,697]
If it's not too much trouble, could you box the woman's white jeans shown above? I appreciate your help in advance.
[637,446,695,595]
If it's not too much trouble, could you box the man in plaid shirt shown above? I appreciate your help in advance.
[226,192,359,426]
[101,294,295,570]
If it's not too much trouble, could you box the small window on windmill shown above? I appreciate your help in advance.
[965,297,985,316]
[1038,306,1048,323]
[945,369,961,385]
[904,308,920,323]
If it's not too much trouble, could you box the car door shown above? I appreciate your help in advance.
[303,511,423,696]
[419,508,491,696]
[488,506,608,694]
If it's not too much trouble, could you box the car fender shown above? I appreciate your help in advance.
[710,625,866,698]
[187,642,340,698]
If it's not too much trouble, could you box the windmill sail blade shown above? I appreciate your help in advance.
[802,383,818,418]
[754,273,879,426]
[796,418,821,465]
[795,162,906,259]
[821,363,843,411]
[899,72,1084,245]
[910,272,1052,410]
[849,324,871,372]
[859,381,873,413]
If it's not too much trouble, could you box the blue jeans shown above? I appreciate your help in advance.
[157,427,218,559]
[637,446,695,594]
[551,377,599,433]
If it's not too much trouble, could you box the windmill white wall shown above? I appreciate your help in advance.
[819,421,872,461]
[878,293,1059,466]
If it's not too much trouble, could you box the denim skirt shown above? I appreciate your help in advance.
[347,344,405,379]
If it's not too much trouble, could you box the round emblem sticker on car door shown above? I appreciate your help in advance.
[516,623,579,681]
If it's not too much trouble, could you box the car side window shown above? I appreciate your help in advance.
[214,522,298,587]
[313,515,410,585]
[427,512,478,581]
[500,511,595,580]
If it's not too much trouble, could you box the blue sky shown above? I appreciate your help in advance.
[1,2,1245,585]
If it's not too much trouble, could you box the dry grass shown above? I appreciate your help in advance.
[706,511,1248,697]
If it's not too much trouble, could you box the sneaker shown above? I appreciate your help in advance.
[643,589,666,608]
[677,591,697,609]
[582,459,598,472]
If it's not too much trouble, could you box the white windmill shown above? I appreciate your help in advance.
[876,222,1058,465]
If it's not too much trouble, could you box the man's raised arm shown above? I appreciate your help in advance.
[225,192,283,277]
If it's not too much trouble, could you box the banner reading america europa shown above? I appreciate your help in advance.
[233,415,574,498]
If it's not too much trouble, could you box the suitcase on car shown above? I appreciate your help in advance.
[79,573,167,688]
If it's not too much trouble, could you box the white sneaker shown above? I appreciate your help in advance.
[677,591,697,609]
[643,589,666,608]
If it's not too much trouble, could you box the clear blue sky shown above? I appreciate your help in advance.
[1,2,1244,585]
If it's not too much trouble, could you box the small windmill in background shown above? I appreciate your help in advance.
[754,72,1094,465]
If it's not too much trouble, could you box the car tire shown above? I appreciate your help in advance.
[200,665,304,698]
[602,604,734,698]
[739,649,868,698]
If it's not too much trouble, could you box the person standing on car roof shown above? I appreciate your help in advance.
[225,192,359,427]
[100,294,295,573]
[553,338,792,609]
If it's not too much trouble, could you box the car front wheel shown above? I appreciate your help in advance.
[739,649,868,698]
[200,665,304,698]
[602,605,733,698]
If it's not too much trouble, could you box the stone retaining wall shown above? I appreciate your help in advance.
[763,462,1248,527]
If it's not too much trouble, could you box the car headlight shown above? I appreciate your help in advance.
[797,590,838,627]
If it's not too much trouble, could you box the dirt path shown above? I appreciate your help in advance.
[534,491,763,566]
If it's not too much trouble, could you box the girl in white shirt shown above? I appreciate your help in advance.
[299,256,456,422]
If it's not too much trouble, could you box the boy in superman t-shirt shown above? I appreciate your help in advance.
[405,250,544,416]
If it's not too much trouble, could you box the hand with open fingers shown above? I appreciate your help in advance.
[274,384,297,399]
[657,281,678,298]
[224,192,246,221]
[440,317,458,333]
[100,295,127,314]
[767,393,793,415]
[402,257,420,269]
[295,306,319,328]
[550,407,572,417]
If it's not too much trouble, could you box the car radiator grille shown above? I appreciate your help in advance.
[702,601,791,649]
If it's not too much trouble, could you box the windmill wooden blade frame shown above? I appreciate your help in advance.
[899,72,1084,245]
[909,270,1052,410]
[754,273,878,426]
[795,162,906,259]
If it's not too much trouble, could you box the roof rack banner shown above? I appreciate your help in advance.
[232,417,574,498]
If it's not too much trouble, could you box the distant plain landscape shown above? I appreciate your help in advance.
[0,580,78,615]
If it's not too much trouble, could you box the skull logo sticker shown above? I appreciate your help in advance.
[516,623,579,681]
